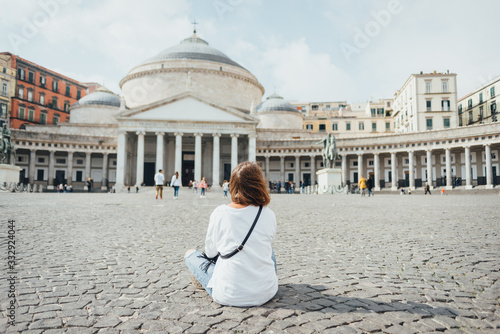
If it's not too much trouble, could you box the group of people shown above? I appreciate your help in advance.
[273,180,297,194]
[357,175,374,196]
[154,170,209,199]
[56,184,73,193]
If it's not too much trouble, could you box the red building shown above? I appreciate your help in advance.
[1,52,87,129]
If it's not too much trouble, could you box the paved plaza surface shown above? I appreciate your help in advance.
[1,188,499,333]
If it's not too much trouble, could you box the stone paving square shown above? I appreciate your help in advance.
[1,189,499,333]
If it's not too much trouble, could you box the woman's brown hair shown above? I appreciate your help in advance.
[230,161,270,206]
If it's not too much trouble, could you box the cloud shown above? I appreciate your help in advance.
[256,37,356,101]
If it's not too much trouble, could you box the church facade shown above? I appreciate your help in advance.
[10,33,500,191]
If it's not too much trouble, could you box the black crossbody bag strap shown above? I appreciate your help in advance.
[218,205,263,260]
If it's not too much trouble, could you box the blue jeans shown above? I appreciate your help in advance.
[185,250,277,296]
[201,188,206,196]
[174,186,179,197]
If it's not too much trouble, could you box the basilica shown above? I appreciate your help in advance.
[10,32,500,191]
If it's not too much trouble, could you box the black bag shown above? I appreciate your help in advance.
[198,206,263,272]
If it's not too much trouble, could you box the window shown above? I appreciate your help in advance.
[377,108,384,116]
[479,106,484,120]
[18,87,24,99]
[346,122,351,131]
[371,108,376,117]
[306,124,313,130]
[372,122,377,132]
[425,81,431,93]
[479,92,483,104]
[0,103,6,117]
[441,100,450,111]
[359,122,364,130]
[76,159,83,165]
[442,81,448,93]
[387,101,391,108]
[443,118,450,128]
[459,117,463,127]
[491,86,496,98]
[332,123,338,131]
[1,82,7,96]
[65,85,70,97]
[458,104,462,114]
[469,111,473,124]
[39,93,45,105]
[426,100,431,111]
[28,71,34,83]
[28,108,34,121]
[18,68,25,80]
[491,101,497,114]
[319,124,326,132]
[19,106,25,119]
[468,99,472,109]
[52,96,58,109]
[53,115,59,125]
[64,100,70,112]
[326,104,330,109]
[76,89,81,99]
[27,89,33,102]
[426,118,433,130]
[56,158,66,164]
[40,76,46,86]
[311,105,318,110]
[385,122,390,131]
[53,80,58,92]
[39,112,46,124]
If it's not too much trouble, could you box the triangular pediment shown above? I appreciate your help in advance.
[118,93,258,123]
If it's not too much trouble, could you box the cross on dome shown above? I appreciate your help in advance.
[192,19,198,34]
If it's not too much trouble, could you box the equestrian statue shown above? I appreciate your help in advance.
[0,124,15,164]
[317,133,340,169]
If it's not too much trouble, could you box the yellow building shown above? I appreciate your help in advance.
[0,53,16,127]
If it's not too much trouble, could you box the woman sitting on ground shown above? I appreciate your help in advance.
[184,161,278,307]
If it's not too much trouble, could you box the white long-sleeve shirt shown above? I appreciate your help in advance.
[154,173,164,185]
[171,175,181,186]
[205,204,278,307]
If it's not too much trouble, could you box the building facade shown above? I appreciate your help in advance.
[458,76,499,127]
[0,53,16,127]
[1,53,88,129]
[393,72,457,133]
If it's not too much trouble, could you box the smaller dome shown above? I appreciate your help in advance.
[256,94,298,113]
[73,87,120,108]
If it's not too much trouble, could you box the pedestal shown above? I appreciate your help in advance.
[0,164,21,183]
[316,168,342,194]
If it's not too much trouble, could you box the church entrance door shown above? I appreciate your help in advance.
[182,152,194,186]
[144,162,155,186]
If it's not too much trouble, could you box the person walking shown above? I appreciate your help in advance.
[171,171,181,199]
[276,180,281,194]
[366,176,373,197]
[358,176,367,197]
[425,183,432,195]
[154,169,165,199]
[199,177,208,198]
[192,180,198,193]
[223,180,229,198]
[184,161,278,307]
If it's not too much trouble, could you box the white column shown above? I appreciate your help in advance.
[248,133,257,162]
[155,132,164,172]
[465,146,472,189]
[280,155,285,182]
[391,152,397,190]
[29,149,37,184]
[136,131,145,187]
[374,153,380,190]
[194,133,203,182]
[408,151,415,190]
[47,150,55,189]
[116,131,127,189]
[231,134,239,171]
[265,155,270,182]
[310,155,316,186]
[445,148,452,190]
[212,133,221,187]
[295,156,300,187]
[426,149,433,189]
[340,154,347,186]
[357,153,363,181]
[85,151,92,188]
[101,152,109,190]
[67,151,73,186]
[175,132,183,181]
[485,144,493,189]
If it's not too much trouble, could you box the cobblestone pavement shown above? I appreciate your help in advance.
[1,189,499,333]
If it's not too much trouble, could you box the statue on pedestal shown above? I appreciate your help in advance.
[317,133,339,169]
[0,124,15,164]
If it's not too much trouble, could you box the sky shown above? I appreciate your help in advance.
[1,0,499,103]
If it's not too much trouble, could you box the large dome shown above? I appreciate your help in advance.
[120,33,264,110]
[256,93,299,113]
[70,87,121,124]
[140,34,245,69]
